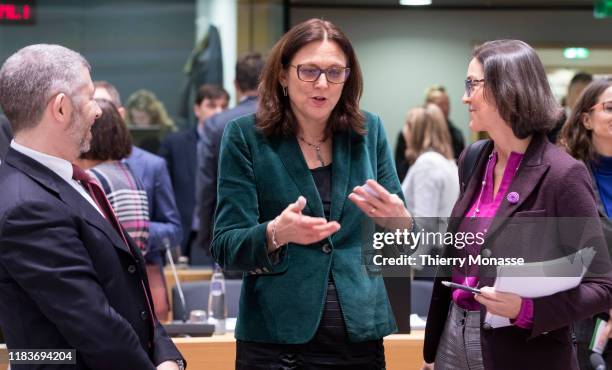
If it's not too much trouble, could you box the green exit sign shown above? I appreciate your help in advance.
[594,0,612,18]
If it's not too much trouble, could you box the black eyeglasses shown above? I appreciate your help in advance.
[590,100,612,114]
[464,78,485,97]
[291,64,350,84]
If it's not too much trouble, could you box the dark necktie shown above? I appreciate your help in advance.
[72,164,126,237]
[72,164,157,332]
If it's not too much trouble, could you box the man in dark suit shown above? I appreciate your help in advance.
[0,114,12,161]
[195,53,264,263]
[159,84,229,259]
[0,44,184,369]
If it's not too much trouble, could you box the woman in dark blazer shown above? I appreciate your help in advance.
[560,77,612,369]
[422,40,612,370]
[211,19,413,369]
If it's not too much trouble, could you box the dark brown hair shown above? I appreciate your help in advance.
[559,78,612,163]
[256,18,365,137]
[81,99,132,161]
[473,40,563,139]
[235,53,265,92]
[195,84,229,105]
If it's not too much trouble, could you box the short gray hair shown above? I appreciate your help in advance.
[0,44,91,133]
[94,80,121,107]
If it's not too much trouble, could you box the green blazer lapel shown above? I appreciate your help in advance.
[273,135,325,217]
[330,130,351,222]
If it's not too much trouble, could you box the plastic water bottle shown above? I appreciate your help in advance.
[208,264,227,334]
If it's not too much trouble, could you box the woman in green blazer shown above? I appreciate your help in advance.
[211,18,414,369]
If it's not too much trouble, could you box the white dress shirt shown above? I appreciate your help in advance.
[10,140,104,216]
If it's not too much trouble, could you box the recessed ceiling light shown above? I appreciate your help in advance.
[399,0,432,5]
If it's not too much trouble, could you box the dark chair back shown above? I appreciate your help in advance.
[411,279,434,317]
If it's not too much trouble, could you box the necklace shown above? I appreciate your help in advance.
[470,152,522,219]
[298,135,328,167]
[471,153,494,219]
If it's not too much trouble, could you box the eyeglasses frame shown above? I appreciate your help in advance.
[290,64,350,84]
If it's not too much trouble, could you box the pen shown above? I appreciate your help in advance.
[441,281,482,294]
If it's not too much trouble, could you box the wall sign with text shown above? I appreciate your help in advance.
[0,0,35,25]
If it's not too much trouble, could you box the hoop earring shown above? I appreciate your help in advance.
[282,86,288,97]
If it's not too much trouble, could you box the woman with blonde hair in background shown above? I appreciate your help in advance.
[125,89,175,153]
[402,103,459,219]
[401,103,459,279]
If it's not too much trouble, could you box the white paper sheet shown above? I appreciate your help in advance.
[484,247,596,328]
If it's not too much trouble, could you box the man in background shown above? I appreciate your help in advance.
[94,80,182,322]
[195,53,264,265]
[395,85,465,180]
[548,72,592,143]
[0,44,183,369]
[159,84,229,261]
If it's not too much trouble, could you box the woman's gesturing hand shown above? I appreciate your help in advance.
[348,179,412,230]
[266,196,341,252]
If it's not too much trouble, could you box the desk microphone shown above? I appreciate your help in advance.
[164,238,188,322]
[161,238,214,337]
[591,352,606,370]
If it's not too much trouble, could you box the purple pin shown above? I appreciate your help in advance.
[507,191,519,204]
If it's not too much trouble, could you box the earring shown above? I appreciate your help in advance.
[282,86,287,97]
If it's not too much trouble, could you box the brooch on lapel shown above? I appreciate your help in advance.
[506,192,519,204]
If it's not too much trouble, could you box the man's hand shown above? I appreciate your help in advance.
[156,360,180,370]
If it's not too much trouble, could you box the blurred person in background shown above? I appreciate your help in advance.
[395,85,465,180]
[159,84,229,261]
[75,99,150,255]
[125,89,176,153]
[95,81,182,322]
[401,104,459,279]
[401,103,459,218]
[548,72,593,143]
[195,53,263,266]
[566,72,594,114]
[559,77,612,370]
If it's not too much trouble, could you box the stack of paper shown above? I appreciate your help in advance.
[485,247,596,328]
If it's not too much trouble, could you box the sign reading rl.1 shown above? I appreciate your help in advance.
[0,0,35,25]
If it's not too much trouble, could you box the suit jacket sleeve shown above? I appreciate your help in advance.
[375,115,404,203]
[197,116,221,252]
[152,321,184,366]
[0,200,157,370]
[158,136,174,183]
[210,120,288,272]
[530,161,612,338]
[148,159,182,253]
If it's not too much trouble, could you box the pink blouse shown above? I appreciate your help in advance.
[451,151,533,329]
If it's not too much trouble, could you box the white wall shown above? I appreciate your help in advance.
[291,8,612,148]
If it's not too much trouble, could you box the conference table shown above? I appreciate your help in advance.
[0,331,424,369]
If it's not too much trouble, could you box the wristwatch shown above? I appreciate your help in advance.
[175,359,185,370]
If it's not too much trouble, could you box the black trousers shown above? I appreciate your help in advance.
[236,279,386,370]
